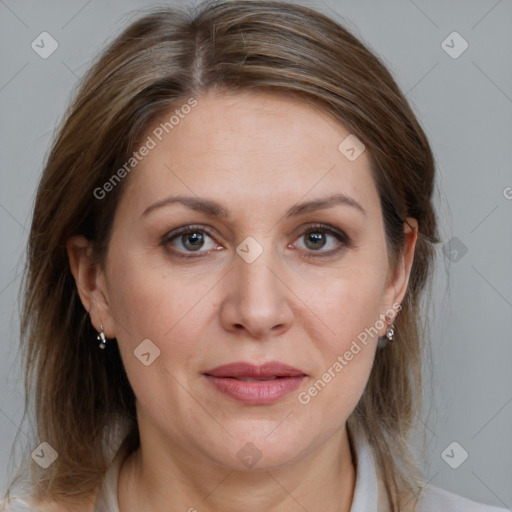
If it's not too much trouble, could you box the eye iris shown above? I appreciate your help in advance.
[182,232,204,250]
[305,232,326,250]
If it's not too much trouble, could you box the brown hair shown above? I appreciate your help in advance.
[6,1,439,510]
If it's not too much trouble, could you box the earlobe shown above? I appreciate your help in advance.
[66,235,115,337]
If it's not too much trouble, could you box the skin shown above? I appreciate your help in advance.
[67,90,418,512]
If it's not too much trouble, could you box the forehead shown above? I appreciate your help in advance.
[119,91,380,221]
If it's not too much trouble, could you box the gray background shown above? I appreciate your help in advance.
[1,0,511,508]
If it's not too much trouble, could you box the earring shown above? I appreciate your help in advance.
[97,324,107,349]
[378,313,396,348]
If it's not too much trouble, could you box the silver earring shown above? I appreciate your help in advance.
[97,324,107,349]
[378,325,394,349]
[378,315,396,349]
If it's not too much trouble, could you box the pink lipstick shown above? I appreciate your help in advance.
[203,361,307,405]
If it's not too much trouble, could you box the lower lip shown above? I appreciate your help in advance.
[204,375,306,405]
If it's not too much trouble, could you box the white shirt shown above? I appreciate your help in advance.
[2,432,509,511]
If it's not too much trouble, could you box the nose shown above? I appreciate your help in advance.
[219,241,294,340]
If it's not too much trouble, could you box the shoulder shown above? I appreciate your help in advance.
[417,484,510,512]
[0,497,38,512]
[0,496,95,512]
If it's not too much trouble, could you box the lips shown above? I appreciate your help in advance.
[205,362,305,379]
[203,362,307,405]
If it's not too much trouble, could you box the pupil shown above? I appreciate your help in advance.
[306,232,325,250]
[183,232,203,250]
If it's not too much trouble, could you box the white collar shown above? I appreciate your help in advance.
[349,431,382,511]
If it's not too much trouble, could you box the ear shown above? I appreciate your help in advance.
[378,217,418,332]
[66,235,116,338]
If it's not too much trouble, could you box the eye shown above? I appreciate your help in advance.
[162,225,220,258]
[162,223,351,259]
[293,223,350,258]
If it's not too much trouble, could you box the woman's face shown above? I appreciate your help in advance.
[86,91,416,470]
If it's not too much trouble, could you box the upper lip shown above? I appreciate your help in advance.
[204,361,306,378]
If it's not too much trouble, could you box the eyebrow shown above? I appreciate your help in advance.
[140,193,366,220]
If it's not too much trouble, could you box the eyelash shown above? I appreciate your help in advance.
[161,223,351,259]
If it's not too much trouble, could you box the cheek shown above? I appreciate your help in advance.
[291,256,386,409]
[294,254,388,348]
[104,252,214,424]
[106,260,167,341]
[105,247,218,366]
[295,287,379,429]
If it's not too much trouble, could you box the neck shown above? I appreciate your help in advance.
[118,426,356,512]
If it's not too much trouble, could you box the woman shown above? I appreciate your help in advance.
[2,1,507,511]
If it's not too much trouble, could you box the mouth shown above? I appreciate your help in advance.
[203,361,307,405]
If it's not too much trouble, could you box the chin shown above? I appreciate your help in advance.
[199,426,329,472]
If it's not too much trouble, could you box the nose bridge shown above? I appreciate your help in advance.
[234,234,281,299]
[220,233,293,337]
